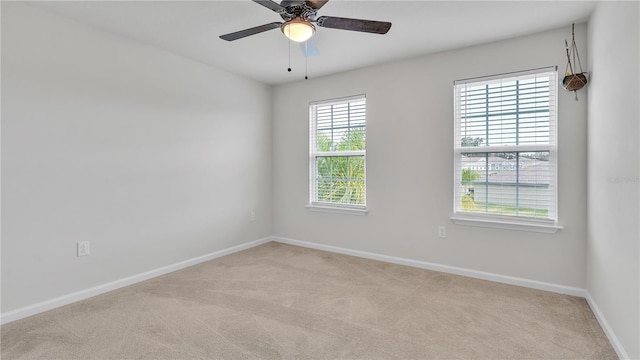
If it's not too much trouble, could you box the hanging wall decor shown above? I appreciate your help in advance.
[563,23,588,100]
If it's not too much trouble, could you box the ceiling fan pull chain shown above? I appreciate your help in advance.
[305,42,309,80]
[287,28,292,72]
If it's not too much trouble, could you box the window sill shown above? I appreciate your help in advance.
[450,215,563,233]
[306,204,368,216]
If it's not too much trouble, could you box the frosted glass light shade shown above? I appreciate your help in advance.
[282,19,314,42]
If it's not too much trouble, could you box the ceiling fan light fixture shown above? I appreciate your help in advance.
[282,19,315,42]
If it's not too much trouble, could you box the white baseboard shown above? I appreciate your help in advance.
[271,236,586,297]
[0,237,272,325]
[585,291,630,360]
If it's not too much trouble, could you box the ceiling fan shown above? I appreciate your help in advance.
[219,0,392,52]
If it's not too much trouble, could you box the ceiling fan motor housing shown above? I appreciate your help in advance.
[278,0,318,22]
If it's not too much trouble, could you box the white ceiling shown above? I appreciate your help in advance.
[28,0,597,85]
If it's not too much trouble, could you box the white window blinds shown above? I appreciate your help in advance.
[310,95,366,208]
[453,67,558,222]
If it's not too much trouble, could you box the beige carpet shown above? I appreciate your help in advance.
[1,242,616,359]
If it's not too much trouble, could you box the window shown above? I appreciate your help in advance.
[452,67,561,232]
[309,95,366,213]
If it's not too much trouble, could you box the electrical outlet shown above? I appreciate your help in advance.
[250,210,256,222]
[77,241,90,257]
[438,226,446,238]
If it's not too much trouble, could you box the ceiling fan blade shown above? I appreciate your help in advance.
[316,16,392,34]
[220,22,283,41]
[252,0,287,14]
[305,0,329,10]
[300,38,319,57]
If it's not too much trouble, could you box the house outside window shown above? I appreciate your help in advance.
[452,67,561,232]
[308,95,367,214]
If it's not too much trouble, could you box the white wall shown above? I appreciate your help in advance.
[587,2,640,358]
[273,25,589,288]
[1,3,272,313]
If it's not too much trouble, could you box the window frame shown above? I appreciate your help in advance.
[308,94,368,215]
[451,67,563,233]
